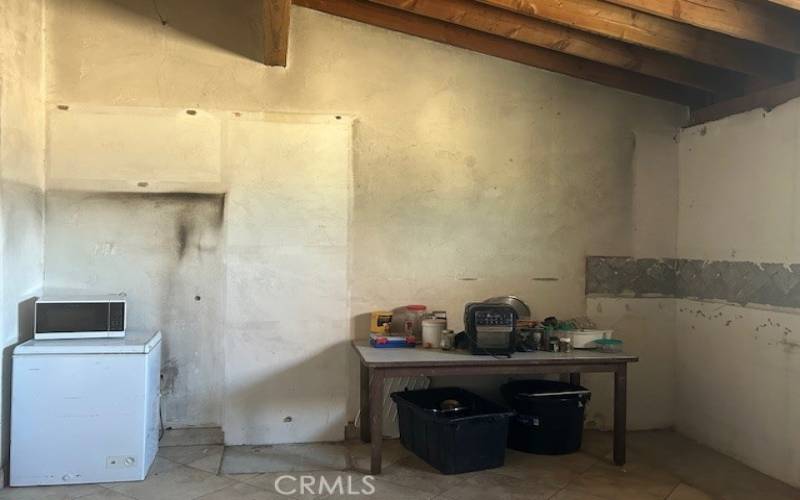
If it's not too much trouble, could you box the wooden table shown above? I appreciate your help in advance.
[353,340,638,474]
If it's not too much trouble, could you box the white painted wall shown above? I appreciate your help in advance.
[41,0,686,442]
[43,189,226,427]
[676,101,800,488]
[585,297,676,431]
[582,129,680,431]
[223,115,351,445]
[41,106,352,444]
[0,0,45,477]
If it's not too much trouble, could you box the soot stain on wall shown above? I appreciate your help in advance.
[71,191,226,260]
[45,190,226,426]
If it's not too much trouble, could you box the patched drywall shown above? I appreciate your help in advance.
[46,106,224,193]
[585,297,676,431]
[632,131,679,259]
[43,191,225,427]
[578,130,681,432]
[676,99,800,488]
[41,107,352,440]
[675,299,800,487]
[0,0,45,478]
[43,0,686,441]
[223,116,351,445]
[0,0,46,343]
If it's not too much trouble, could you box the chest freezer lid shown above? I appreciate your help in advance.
[14,330,162,355]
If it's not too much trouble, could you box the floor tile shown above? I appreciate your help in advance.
[549,486,615,500]
[493,449,600,488]
[0,431,796,500]
[221,443,349,474]
[241,470,370,500]
[346,438,410,472]
[438,470,561,500]
[323,476,435,500]
[158,445,224,474]
[374,455,472,495]
[224,473,264,483]
[567,461,681,500]
[194,481,289,500]
[667,483,713,500]
[72,490,135,500]
[160,428,224,447]
[0,484,107,500]
[107,462,234,500]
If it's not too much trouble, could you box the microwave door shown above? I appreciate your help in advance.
[36,302,110,333]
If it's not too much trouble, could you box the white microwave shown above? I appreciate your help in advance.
[34,295,127,340]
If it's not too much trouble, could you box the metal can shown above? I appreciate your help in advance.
[440,329,454,350]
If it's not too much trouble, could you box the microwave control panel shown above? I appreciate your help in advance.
[109,302,125,331]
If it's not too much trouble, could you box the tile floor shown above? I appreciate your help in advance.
[1,430,798,500]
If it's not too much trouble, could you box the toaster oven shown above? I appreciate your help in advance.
[463,303,518,356]
[34,295,127,340]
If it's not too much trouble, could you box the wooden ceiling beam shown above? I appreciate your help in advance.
[689,78,800,125]
[765,0,800,10]
[477,0,795,82]
[367,0,748,95]
[264,0,291,66]
[605,0,800,55]
[294,0,711,106]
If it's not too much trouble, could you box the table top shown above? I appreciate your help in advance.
[352,340,638,367]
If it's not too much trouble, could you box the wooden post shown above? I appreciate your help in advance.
[369,368,384,474]
[264,0,290,66]
[613,363,628,466]
[360,363,370,443]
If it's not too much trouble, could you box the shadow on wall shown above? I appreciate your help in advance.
[97,0,263,62]
[2,297,37,485]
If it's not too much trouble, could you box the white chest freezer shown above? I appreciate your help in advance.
[10,330,161,486]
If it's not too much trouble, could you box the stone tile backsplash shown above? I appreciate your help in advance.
[586,256,800,308]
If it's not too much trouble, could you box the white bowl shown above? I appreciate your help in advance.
[569,329,613,349]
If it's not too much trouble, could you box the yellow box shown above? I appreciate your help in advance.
[370,311,393,334]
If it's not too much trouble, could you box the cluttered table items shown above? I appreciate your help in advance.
[353,340,638,474]
[358,297,638,475]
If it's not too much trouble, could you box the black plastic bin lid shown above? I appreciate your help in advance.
[391,387,515,421]
[502,380,591,401]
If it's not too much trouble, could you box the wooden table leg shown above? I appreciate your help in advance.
[569,373,581,386]
[360,363,370,443]
[369,368,384,474]
[613,363,627,466]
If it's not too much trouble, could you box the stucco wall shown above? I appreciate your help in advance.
[582,129,680,431]
[676,101,800,488]
[43,0,685,438]
[0,0,46,477]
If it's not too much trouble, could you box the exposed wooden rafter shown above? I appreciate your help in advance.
[264,0,291,66]
[294,0,711,106]
[765,0,800,10]
[605,0,800,55]
[476,0,795,83]
[368,0,749,95]
[690,78,800,125]
[288,0,800,124]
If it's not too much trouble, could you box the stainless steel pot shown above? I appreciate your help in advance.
[483,295,531,320]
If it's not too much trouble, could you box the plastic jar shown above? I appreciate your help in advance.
[595,338,623,353]
[391,305,428,336]
[422,319,446,348]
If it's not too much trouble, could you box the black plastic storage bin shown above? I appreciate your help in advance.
[501,380,591,455]
[391,387,515,474]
